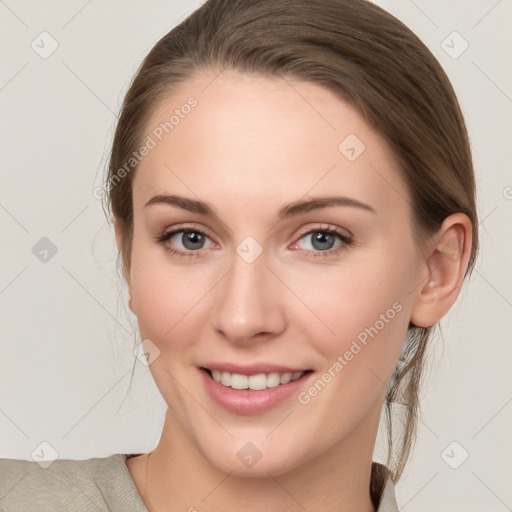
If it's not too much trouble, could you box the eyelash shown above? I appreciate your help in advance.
[291,225,353,259]
[154,225,353,260]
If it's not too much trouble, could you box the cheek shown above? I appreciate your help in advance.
[288,255,414,342]
[129,240,211,348]
[128,246,212,407]
[290,259,413,435]
[284,246,417,396]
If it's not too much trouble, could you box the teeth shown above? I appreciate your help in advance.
[210,369,305,390]
[280,372,292,384]
[248,373,267,390]
[231,373,248,390]
[266,372,281,388]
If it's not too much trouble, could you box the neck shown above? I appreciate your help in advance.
[138,409,379,512]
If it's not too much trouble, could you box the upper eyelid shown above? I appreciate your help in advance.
[161,223,217,240]
[292,224,353,243]
[160,222,351,238]
[158,224,352,251]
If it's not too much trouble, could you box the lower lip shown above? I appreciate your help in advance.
[200,368,313,415]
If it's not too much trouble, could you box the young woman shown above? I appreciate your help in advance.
[0,0,478,510]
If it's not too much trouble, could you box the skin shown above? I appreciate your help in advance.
[117,70,472,512]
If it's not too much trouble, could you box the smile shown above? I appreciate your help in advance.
[199,366,314,414]
[208,369,306,390]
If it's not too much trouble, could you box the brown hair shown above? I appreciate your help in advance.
[104,0,478,483]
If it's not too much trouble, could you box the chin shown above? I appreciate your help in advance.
[199,436,308,478]
[214,455,300,479]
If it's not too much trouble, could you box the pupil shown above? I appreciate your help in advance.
[312,231,335,250]
[183,231,204,250]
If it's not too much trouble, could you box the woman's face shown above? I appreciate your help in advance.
[123,70,426,476]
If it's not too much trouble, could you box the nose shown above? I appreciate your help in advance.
[212,251,287,345]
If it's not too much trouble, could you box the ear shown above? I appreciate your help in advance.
[114,217,136,315]
[410,213,473,328]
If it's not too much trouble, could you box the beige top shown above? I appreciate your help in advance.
[0,454,399,511]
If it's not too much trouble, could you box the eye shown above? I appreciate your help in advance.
[299,231,338,251]
[291,227,352,255]
[170,230,213,251]
[155,228,217,255]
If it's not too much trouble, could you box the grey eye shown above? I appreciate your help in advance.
[311,231,336,250]
[298,231,341,251]
[170,230,213,250]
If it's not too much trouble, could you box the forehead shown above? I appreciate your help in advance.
[132,70,409,218]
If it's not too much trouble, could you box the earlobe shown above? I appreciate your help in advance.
[410,213,473,328]
[128,294,136,315]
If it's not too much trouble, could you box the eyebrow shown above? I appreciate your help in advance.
[144,194,376,219]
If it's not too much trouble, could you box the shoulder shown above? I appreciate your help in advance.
[0,453,148,512]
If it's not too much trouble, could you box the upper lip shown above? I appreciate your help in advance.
[200,363,311,375]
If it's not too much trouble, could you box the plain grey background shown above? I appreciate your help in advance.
[1,1,511,510]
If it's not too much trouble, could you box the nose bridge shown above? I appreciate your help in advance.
[213,249,285,342]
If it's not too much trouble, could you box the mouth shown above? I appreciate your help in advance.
[199,366,314,414]
[201,367,313,390]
